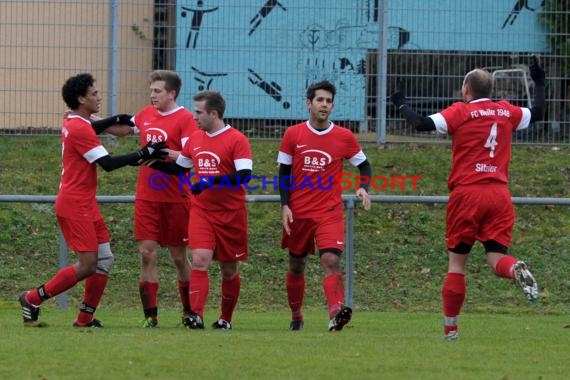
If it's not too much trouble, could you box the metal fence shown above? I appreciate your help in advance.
[1,0,568,144]
[3,194,570,309]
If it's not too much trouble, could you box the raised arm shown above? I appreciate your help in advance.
[528,56,546,123]
[390,91,436,132]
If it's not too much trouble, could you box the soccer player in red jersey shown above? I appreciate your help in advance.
[129,71,199,328]
[151,90,252,330]
[391,57,545,340]
[19,73,167,327]
[277,80,372,332]
[89,71,198,327]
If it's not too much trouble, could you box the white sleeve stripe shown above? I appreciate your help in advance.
[176,154,193,169]
[84,146,109,163]
[516,108,532,131]
[235,158,253,171]
[131,116,140,135]
[277,151,293,165]
[348,151,367,167]
[429,113,448,134]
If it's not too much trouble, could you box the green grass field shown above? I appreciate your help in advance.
[1,304,568,380]
[0,136,569,379]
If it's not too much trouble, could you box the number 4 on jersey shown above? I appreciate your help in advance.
[484,123,498,158]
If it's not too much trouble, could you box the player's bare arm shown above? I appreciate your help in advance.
[281,205,293,235]
[356,188,371,211]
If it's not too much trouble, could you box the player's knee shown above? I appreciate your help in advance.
[140,248,158,267]
[482,240,508,254]
[288,254,306,274]
[171,253,189,269]
[319,249,342,271]
[97,242,115,274]
[448,242,472,254]
[75,258,98,280]
[219,262,238,279]
[319,248,342,257]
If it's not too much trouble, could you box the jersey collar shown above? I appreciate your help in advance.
[305,120,334,135]
[206,124,231,137]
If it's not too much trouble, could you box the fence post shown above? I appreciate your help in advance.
[58,231,68,310]
[344,197,356,308]
[106,0,120,147]
[376,0,389,145]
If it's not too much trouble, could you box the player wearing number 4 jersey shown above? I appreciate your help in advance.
[391,56,545,340]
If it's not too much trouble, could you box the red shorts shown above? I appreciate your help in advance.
[446,183,514,250]
[189,205,248,262]
[135,199,190,247]
[281,211,345,256]
[57,216,110,253]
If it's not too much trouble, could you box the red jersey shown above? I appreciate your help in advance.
[55,115,108,221]
[178,125,252,211]
[277,121,366,218]
[134,105,198,202]
[429,99,531,190]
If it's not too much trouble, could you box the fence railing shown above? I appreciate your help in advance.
[2,194,569,309]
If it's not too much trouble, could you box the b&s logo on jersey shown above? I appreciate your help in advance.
[145,128,168,143]
[301,149,332,173]
[195,151,220,175]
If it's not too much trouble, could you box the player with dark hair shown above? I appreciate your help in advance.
[151,90,252,330]
[277,80,372,332]
[19,73,167,327]
[390,57,545,340]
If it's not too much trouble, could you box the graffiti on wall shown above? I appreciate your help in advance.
[175,0,547,121]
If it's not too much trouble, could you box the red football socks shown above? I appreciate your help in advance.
[495,255,518,279]
[76,272,108,325]
[323,273,345,318]
[189,269,209,318]
[27,266,79,305]
[286,271,305,320]
[139,280,159,318]
[220,275,241,322]
[442,272,466,319]
[178,280,191,315]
